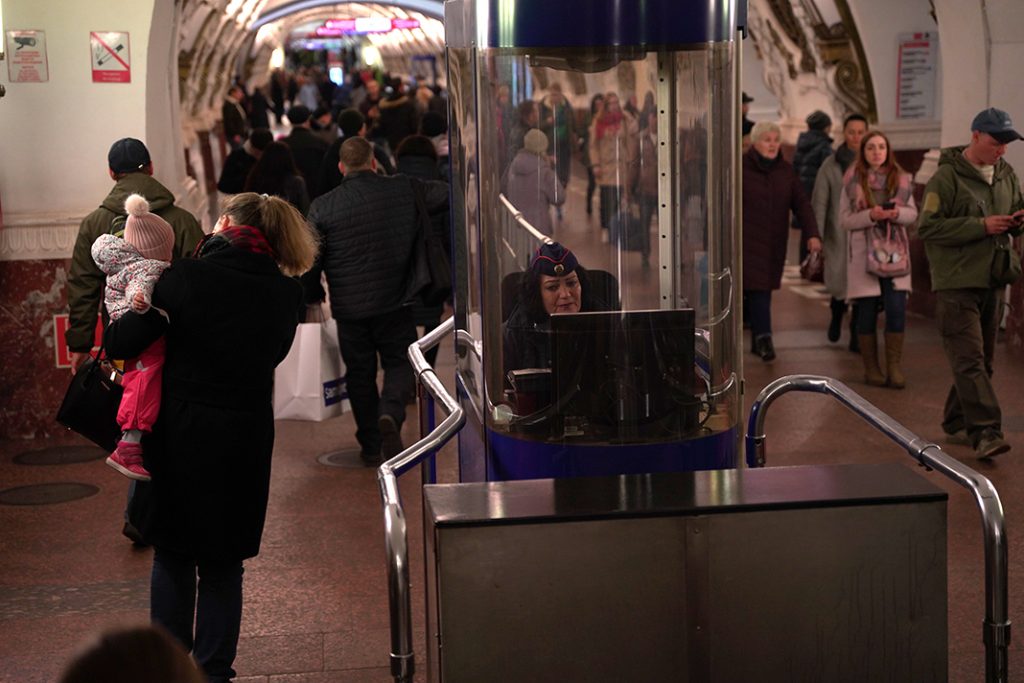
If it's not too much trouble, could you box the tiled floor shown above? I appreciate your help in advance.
[3,177,1024,681]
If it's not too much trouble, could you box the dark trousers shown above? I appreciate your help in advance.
[152,548,244,683]
[937,288,1003,443]
[599,186,621,231]
[336,307,417,455]
[586,168,597,213]
[854,278,906,333]
[637,195,657,258]
[745,289,772,340]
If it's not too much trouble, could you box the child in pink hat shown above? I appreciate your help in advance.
[91,194,175,481]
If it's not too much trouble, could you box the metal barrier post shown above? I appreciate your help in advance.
[746,374,1010,683]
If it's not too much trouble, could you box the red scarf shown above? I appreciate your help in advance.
[595,110,624,141]
[217,225,276,258]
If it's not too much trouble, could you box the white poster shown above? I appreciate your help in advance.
[5,30,48,83]
[90,31,131,83]
[896,32,937,120]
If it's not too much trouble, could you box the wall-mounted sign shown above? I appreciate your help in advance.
[896,32,937,120]
[5,30,48,82]
[90,31,131,83]
[53,315,103,368]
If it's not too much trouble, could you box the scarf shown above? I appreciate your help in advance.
[835,144,855,172]
[842,166,913,212]
[194,225,276,260]
[750,147,781,171]
[595,110,624,141]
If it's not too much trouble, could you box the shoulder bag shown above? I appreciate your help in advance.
[992,232,1022,285]
[55,345,124,452]
[865,220,911,278]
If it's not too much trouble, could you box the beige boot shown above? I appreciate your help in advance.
[858,334,887,386]
[884,332,906,389]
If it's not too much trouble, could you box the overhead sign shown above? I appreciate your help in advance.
[90,31,131,83]
[317,18,420,36]
[5,30,48,82]
[896,32,937,120]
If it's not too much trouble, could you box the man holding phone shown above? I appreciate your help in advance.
[919,107,1024,459]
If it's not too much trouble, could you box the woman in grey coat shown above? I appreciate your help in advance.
[811,113,868,350]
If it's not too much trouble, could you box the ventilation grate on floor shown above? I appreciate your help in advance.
[317,449,377,469]
[0,483,99,506]
[14,446,107,466]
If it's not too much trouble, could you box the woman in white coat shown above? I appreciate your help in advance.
[839,130,917,388]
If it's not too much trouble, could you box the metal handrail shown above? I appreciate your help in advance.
[378,317,465,683]
[746,374,1010,683]
[499,192,554,246]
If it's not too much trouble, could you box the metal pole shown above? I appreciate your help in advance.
[746,374,1010,682]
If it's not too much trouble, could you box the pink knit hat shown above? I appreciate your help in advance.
[123,194,174,261]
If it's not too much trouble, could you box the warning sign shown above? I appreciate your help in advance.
[5,30,49,83]
[90,31,131,83]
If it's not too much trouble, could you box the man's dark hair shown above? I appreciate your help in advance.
[249,128,274,151]
[419,111,446,138]
[336,108,365,137]
[843,113,868,129]
[244,141,300,196]
[287,105,312,125]
[395,135,438,161]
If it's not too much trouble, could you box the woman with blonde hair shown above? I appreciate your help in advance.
[839,130,917,388]
[104,193,318,682]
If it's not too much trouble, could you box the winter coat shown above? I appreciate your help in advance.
[104,245,302,562]
[500,150,565,236]
[396,154,452,325]
[638,129,658,198]
[813,148,854,300]
[221,97,247,142]
[742,148,819,291]
[918,145,1024,290]
[282,127,329,198]
[792,129,834,195]
[91,234,170,320]
[378,93,419,153]
[316,136,395,197]
[217,147,258,195]
[838,172,918,300]
[588,111,639,188]
[67,173,203,352]
[304,170,449,320]
[538,95,577,154]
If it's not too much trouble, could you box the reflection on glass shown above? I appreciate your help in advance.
[455,45,739,447]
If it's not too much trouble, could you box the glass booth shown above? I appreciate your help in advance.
[446,0,744,481]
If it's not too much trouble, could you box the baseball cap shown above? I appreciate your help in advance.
[971,107,1023,144]
[108,138,151,174]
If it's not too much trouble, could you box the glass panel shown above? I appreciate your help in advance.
[474,44,739,445]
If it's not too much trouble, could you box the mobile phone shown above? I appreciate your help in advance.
[881,201,895,210]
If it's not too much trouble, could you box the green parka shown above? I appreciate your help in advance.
[917,146,1024,291]
[66,173,203,352]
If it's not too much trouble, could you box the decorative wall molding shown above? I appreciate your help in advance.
[879,119,942,152]
[0,214,81,262]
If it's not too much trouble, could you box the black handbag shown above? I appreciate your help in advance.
[406,178,453,307]
[799,250,824,283]
[56,346,123,453]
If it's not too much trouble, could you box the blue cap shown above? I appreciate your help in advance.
[530,242,578,277]
[971,108,1023,144]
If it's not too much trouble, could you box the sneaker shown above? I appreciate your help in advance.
[378,414,404,460]
[106,441,152,481]
[943,429,970,446]
[975,433,1011,460]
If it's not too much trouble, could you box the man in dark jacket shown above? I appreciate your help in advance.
[282,105,329,198]
[67,138,204,373]
[221,85,248,150]
[217,128,273,194]
[304,137,448,463]
[919,108,1024,459]
[316,108,395,197]
[791,110,833,264]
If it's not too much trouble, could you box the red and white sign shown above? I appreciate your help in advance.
[53,315,103,368]
[896,32,937,120]
[90,31,131,83]
[5,30,48,83]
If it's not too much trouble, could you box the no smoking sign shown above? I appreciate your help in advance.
[90,31,131,83]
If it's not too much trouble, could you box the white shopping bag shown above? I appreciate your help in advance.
[273,319,350,421]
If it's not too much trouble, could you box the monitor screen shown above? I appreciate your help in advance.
[548,308,698,443]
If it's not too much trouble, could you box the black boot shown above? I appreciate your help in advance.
[828,297,846,342]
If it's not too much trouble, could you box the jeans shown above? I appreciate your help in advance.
[336,307,417,455]
[152,548,244,683]
[745,290,772,340]
[854,278,906,333]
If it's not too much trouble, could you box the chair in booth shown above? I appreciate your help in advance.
[500,268,621,322]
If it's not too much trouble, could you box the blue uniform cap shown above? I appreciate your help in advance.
[531,243,578,277]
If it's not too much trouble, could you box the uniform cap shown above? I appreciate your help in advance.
[530,242,578,277]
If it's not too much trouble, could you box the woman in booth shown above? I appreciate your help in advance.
[502,242,611,376]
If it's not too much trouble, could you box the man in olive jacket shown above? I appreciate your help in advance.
[918,108,1024,459]
[66,138,204,373]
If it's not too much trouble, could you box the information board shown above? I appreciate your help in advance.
[5,30,48,82]
[896,32,937,120]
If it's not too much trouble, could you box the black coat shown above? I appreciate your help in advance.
[792,129,835,195]
[282,127,329,198]
[304,170,448,320]
[105,247,302,562]
[217,148,258,194]
[316,136,395,197]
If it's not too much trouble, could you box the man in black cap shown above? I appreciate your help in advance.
[217,127,273,195]
[303,136,448,464]
[67,138,203,374]
[741,92,755,144]
[282,104,329,198]
[919,107,1024,459]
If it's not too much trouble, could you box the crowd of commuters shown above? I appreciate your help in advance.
[62,59,1024,679]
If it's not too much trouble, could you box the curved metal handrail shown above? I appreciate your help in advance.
[378,317,465,683]
[746,374,1010,683]
[499,193,555,246]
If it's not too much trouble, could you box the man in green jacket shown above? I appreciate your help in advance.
[66,138,204,372]
[918,108,1024,459]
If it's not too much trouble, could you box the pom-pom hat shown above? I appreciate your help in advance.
[530,242,578,276]
[524,128,549,156]
[123,194,175,261]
